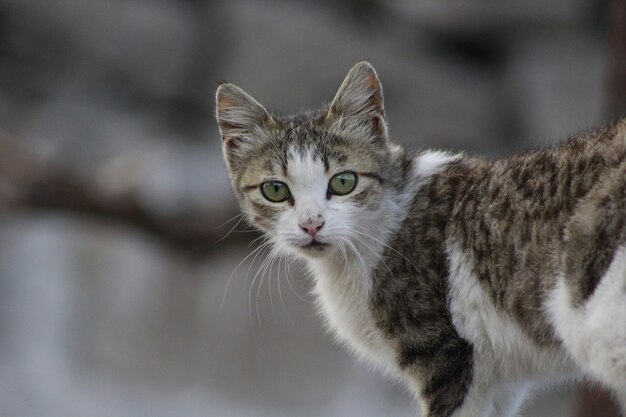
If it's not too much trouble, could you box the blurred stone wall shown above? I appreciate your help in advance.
[0,0,608,416]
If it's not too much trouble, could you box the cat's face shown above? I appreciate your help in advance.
[216,62,393,259]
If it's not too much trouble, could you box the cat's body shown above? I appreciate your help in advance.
[216,62,626,416]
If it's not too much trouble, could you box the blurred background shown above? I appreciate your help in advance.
[0,0,623,416]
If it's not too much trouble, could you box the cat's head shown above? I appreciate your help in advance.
[215,62,404,259]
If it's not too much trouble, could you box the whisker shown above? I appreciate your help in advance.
[248,233,267,247]
[214,212,244,230]
[267,249,277,321]
[219,239,271,314]
[277,254,294,324]
[286,256,309,292]
[214,214,247,243]
[330,239,351,291]
[345,231,394,275]
[248,244,276,328]
[243,240,272,288]
[285,255,311,303]
[250,245,280,334]
[352,226,418,270]
[343,238,367,278]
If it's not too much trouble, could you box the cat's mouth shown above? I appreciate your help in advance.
[301,239,330,251]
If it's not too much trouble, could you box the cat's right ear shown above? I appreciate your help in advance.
[327,61,388,145]
[215,83,273,150]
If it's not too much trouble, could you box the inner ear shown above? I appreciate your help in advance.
[223,135,241,153]
[328,61,385,119]
[327,61,388,142]
[215,83,273,143]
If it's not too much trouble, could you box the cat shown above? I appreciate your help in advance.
[215,61,626,417]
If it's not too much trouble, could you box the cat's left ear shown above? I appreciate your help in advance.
[215,83,273,147]
[327,61,388,144]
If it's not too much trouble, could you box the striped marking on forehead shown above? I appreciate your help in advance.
[286,147,326,179]
[284,138,353,174]
[284,148,329,202]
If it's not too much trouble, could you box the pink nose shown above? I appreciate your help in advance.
[299,218,325,237]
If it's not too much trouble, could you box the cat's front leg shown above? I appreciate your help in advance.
[440,385,526,417]
[413,383,493,417]
[446,385,494,417]
[413,379,527,417]
[406,367,494,417]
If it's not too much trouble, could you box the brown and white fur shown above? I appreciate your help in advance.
[216,61,626,417]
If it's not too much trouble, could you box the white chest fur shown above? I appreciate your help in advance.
[308,257,398,374]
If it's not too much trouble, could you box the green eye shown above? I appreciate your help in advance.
[261,181,290,202]
[329,171,357,196]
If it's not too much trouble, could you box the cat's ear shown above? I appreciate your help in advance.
[215,83,273,148]
[327,61,388,143]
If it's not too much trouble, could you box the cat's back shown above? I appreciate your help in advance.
[447,119,626,346]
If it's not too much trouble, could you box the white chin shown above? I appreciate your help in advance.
[297,243,332,258]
